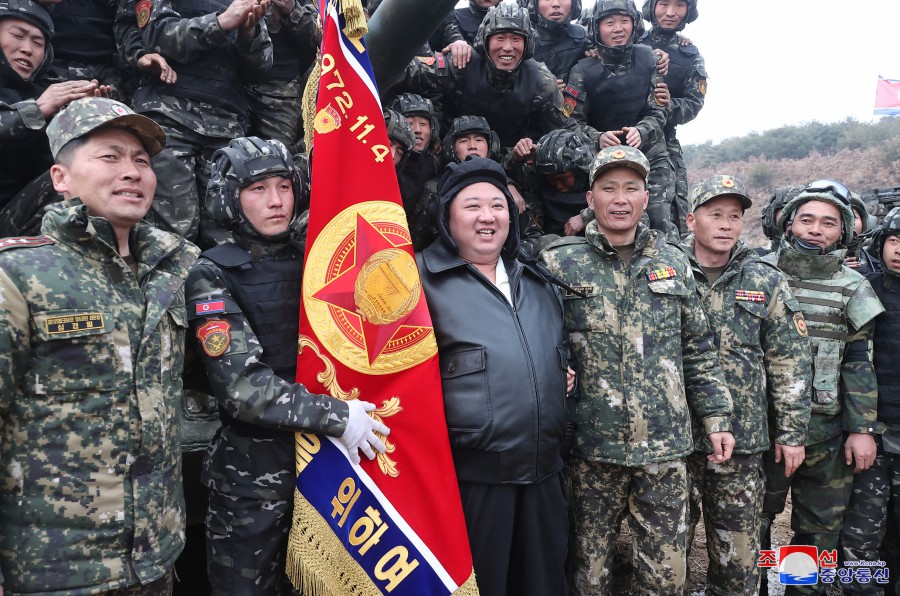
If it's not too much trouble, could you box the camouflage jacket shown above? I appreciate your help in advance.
[0,201,199,594]
[763,245,885,444]
[642,28,707,136]
[539,223,732,466]
[680,238,812,453]
[185,240,349,500]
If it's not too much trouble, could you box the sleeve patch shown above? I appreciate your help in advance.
[562,96,576,117]
[197,319,231,357]
[698,78,707,96]
[195,299,226,315]
[136,0,152,29]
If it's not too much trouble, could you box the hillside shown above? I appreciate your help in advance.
[682,119,900,249]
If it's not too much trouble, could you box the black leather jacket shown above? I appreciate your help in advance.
[417,240,569,485]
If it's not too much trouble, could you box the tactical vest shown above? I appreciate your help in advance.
[577,44,656,133]
[454,53,542,146]
[772,252,851,416]
[868,273,900,425]
[267,28,313,81]
[454,6,485,44]
[539,183,587,237]
[158,0,249,118]
[533,24,587,81]
[50,0,117,62]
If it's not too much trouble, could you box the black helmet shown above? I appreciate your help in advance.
[589,0,644,60]
[206,137,305,243]
[534,129,595,192]
[640,0,698,31]
[435,156,520,259]
[761,185,803,242]
[442,115,501,164]
[388,93,440,151]
[527,0,582,34]
[866,206,900,263]
[475,1,535,66]
[0,0,54,82]
[383,108,415,168]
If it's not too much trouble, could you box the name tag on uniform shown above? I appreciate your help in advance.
[735,290,766,302]
[647,267,676,281]
[564,283,597,298]
[45,313,105,334]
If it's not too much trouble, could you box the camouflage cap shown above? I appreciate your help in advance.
[689,174,751,212]
[47,97,166,159]
[588,145,649,184]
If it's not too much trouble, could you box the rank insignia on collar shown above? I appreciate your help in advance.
[647,266,676,281]
[195,300,225,315]
[197,319,231,358]
[736,290,765,302]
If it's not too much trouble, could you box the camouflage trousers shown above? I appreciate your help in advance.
[645,150,679,242]
[245,77,305,149]
[569,457,688,595]
[145,113,239,247]
[839,436,900,595]
[666,134,689,237]
[105,570,173,595]
[686,451,764,596]
[205,488,299,596]
[761,433,853,595]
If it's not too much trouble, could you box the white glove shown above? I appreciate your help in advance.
[339,400,390,465]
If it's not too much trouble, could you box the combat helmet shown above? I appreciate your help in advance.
[689,175,752,213]
[534,129,595,192]
[383,108,416,168]
[588,144,650,185]
[589,0,644,58]
[640,0,698,31]
[0,0,54,82]
[866,206,900,263]
[442,115,501,164]
[849,191,877,235]
[389,93,440,150]
[761,186,803,242]
[475,1,535,66]
[206,136,305,243]
[777,179,856,253]
[527,0,582,34]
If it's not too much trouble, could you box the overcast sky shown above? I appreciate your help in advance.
[642,0,900,146]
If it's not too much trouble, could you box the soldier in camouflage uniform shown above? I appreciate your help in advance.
[398,1,578,152]
[119,0,273,244]
[538,145,734,595]
[760,180,886,596]
[639,0,706,236]
[756,185,804,257]
[839,208,900,595]
[565,0,677,240]
[0,97,199,594]
[679,175,813,596]
[186,137,389,596]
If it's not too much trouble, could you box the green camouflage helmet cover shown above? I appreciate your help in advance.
[588,144,650,185]
[777,180,856,249]
[206,136,304,242]
[47,97,166,158]
[689,174,752,213]
[389,93,440,149]
[640,0,698,31]
[590,0,644,50]
[866,205,900,262]
[442,115,501,164]
[528,0,582,33]
[762,185,803,242]
[849,191,877,234]
[475,0,535,61]
[534,129,595,181]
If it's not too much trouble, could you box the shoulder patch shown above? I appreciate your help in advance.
[564,84,581,99]
[793,312,808,337]
[197,319,231,357]
[0,236,54,252]
[543,235,588,251]
[136,0,151,28]
[647,266,676,281]
[195,299,226,316]
[562,96,576,117]
[436,53,447,70]
[697,78,707,96]
[416,55,436,66]
[736,290,766,303]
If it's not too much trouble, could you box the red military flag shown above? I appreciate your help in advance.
[285,1,478,594]
[874,76,900,116]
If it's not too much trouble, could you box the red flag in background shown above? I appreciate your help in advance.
[285,1,478,595]
[875,76,900,116]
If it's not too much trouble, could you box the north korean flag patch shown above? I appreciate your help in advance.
[195,299,226,315]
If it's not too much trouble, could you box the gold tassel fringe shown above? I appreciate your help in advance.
[339,0,367,38]
[301,54,321,152]
[286,490,482,595]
